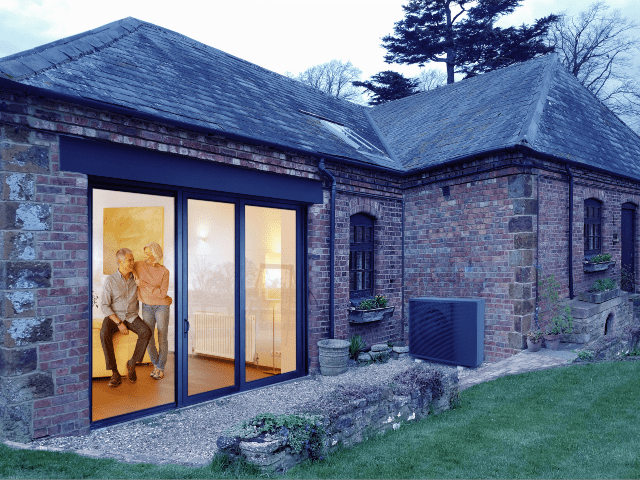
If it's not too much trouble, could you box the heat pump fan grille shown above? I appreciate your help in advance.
[409,297,484,367]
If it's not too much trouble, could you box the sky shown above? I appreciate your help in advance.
[1,0,639,82]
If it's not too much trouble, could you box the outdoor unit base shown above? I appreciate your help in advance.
[409,297,484,368]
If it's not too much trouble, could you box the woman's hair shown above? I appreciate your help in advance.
[144,242,163,263]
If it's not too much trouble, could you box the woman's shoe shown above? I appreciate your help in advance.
[150,367,159,378]
[152,369,164,380]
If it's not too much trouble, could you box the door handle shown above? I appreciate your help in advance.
[184,318,190,335]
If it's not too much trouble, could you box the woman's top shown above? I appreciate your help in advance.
[133,261,172,306]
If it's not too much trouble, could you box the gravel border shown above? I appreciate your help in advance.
[28,358,456,467]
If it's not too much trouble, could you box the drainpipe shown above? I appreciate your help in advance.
[318,159,336,339]
[566,165,574,299]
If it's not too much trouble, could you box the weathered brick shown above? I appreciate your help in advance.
[2,173,35,201]
[3,318,52,346]
[514,233,536,249]
[513,299,535,316]
[1,231,35,260]
[515,266,534,283]
[2,291,35,317]
[508,175,532,198]
[0,346,38,376]
[0,143,49,173]
[508,331,526,349]
[1,372,54,403]
[509,250,534,267]
[0,402,32,442]
[6,262,51,288]
[508,216,533,233]
[0,124,32,143]
[513,198,538,215]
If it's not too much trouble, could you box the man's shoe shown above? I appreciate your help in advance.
[126,360,137,383]
[108,371,122,388]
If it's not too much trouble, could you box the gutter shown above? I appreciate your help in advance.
[566,165,574,299]
[317,158,336,339]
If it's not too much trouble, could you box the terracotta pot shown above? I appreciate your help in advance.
[543,334,561,351]
[527,337,542,352]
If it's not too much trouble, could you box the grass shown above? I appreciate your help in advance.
[1,361,639,479]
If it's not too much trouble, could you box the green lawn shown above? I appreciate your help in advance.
[2,361,639,479]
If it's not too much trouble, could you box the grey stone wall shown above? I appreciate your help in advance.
[218,365,458,474]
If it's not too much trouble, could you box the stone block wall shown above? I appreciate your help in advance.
[565,293,634,344]
[1,113,90,440]
[219,364,458,474]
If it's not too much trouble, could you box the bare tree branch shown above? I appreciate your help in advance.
[288,60,364,103]
[416,68,447,91]
[548,1,640,121]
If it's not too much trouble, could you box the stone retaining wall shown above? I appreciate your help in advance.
[217,363,458,473]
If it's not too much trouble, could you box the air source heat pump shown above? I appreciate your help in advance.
[409,297,484,368]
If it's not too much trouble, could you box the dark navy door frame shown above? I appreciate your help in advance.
[621,202,637,293]
[89,178,310,427]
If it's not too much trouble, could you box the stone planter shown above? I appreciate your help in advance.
[583,260,615,273]
[578,288,621,304]
[317,339,350,376]
[543,334,561,350]
[527,337,542,352]
[348,306,395,324]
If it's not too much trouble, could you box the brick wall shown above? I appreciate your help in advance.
[402,156,539,362]
[538,166,640,300]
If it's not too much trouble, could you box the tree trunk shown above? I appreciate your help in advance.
[445,0,455,84]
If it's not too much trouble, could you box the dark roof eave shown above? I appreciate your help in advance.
[0,76,406,175]
[402,142,640,185]
[3,77,640,185]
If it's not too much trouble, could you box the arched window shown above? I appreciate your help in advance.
[584,199,602,256]
[349,213,374,298]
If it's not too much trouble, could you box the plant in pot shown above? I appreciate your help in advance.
[583,252,615,272]
[526,329,543,352]
[538,273,573,350]
[348,295,395,324]
[578,278,620,304]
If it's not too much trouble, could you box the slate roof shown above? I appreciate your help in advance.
[2,17,640,180]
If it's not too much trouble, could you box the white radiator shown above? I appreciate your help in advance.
[193,312,256,362]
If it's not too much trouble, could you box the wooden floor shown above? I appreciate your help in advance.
[92,353,279,421]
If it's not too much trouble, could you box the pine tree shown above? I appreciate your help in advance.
[353,71,420,105]
[382,0,558,84]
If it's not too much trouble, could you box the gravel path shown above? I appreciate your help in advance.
[30,358,454,467]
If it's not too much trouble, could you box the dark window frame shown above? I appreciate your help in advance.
[584,198,602,257]
[349,213,375,299]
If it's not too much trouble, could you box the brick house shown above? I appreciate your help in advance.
[1,17,640,441]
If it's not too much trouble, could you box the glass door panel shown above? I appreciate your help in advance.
[91,189,175,421]
[187,200,236,396]
[245,206,296,381]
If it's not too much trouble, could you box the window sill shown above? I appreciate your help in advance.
[348,306,395,324]
[583,260,615,273]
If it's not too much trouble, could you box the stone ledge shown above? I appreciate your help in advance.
[566,294,628,319]
[218,364,458,474]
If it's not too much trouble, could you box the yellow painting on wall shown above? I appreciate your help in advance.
[103,207,164,274]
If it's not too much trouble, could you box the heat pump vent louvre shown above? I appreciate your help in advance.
[409,297,484,367]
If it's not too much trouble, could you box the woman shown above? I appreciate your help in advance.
[133,242,172,380]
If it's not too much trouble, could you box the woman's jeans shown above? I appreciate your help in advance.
[141,303,170,370]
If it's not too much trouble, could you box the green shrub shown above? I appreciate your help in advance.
[593,278,616,291]
[227,413,325,460]
[349,335,366,360]
[589,253,612,263]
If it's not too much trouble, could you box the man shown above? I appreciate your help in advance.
[100,248,151,387]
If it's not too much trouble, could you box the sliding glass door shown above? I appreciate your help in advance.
[91,186,303,421]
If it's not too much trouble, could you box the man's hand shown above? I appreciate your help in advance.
[110,315,129,335]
